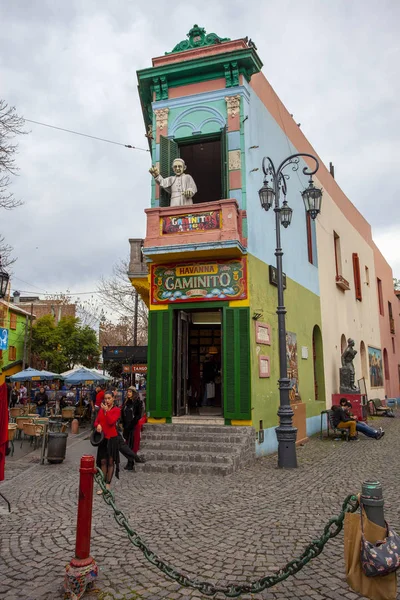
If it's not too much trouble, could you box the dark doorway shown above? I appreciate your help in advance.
[173,309,222,416]
[179,139,222,204]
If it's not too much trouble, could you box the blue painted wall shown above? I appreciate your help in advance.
[243,84,320,296]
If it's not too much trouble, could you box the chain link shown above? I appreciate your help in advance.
[94,468,359,597]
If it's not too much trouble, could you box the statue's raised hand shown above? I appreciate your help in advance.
[149,165,159,178]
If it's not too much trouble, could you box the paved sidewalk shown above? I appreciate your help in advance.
[1,416,399,600]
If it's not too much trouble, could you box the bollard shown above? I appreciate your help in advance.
[360,480,385,528]
[64,455,98,598]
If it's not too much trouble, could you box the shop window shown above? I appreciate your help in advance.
[10,312,17,330]
[352,253,362,301]
[9,345,16,361]
[306,213,317,266]
[377,278,384,315]
[159,131,228,207]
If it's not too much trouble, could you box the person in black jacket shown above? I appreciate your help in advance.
[35,386,48,417]
[331,404,358,439]
[120,387,142,471]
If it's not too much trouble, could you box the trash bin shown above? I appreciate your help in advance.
[47,432,68,464]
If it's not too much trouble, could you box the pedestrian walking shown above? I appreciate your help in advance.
[34,386,48,417]
[120,387,142,471]
[94,390,139,493]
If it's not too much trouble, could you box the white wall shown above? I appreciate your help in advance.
[314,177,384,403]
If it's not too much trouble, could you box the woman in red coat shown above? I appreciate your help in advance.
[94,390,121,493]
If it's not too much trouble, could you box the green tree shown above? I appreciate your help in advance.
[394,278,400,291]
[31,315,100,372]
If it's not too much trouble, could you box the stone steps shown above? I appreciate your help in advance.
[135,461,233,476]
[138,423,255,475]
[140,440,241,454]
[139,449,236,465]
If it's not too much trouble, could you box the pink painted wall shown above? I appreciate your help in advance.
[144,199,244,249]
[372,242,400,397]
[152,40,248,67]
[168,78,226,99]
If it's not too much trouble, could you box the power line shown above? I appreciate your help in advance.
[24,118,150,152]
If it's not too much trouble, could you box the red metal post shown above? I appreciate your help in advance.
[65,455,98,597]
[71,455,96,566]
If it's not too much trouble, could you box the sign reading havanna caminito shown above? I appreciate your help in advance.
[161,211,220,234]
[151,258,247,304]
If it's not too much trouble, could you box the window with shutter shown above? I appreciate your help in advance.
[9,346,16,361]
[352,253,362,301]
[223,306,251,420]
[147,310,173,417]
[159,136,180,207]
[10,312,17,330]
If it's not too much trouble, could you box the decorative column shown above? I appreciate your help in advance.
[154,108,169,143]
[153,108,169,204]
[225,95,242,231]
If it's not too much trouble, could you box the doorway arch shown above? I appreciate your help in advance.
[312,325,326,402]
[341,334,347,355]
[360,341,368,381]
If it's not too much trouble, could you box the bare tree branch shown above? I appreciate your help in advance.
[0,234,16,268]
[97,259,148,344]
[0,100,26,211]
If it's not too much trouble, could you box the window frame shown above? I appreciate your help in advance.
[352,253,362,301]
[10,311,17,330]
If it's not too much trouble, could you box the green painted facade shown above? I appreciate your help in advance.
[248,254,325,430]
[0,305,28,385]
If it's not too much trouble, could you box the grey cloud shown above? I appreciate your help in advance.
[1,0,399,297]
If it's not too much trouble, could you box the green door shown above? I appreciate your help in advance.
[159,135,179,207]
[223,307,251,420]
[147,310,173,417]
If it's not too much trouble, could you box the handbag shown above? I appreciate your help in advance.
[360,509,400,577]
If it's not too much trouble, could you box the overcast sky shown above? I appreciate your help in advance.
[1,0,399,309]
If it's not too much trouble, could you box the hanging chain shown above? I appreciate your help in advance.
[94,468,359,597]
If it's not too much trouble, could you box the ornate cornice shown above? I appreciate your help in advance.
[167,24,230,55]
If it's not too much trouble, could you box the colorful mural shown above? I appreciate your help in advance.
[151,258,247,304]
[368,346,383,388]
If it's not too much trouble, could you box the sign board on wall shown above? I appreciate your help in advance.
[162,211,221,234]
[123,364,148,374]
[269,265,287,289]
[151,259,247,304]
[0,328,8,350]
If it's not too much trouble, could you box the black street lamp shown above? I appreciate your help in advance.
[0,256,10,300]
[259,153,322,468]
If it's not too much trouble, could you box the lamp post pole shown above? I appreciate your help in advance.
[259,154,322,468]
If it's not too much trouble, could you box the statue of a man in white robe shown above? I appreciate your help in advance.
[149,158,197,207]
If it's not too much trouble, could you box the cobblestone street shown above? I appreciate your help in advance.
[1,415,399,600]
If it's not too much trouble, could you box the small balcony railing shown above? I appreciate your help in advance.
[335,274,350,291]
[143,199,245,259]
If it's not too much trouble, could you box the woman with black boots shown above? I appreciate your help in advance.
[120,387,143,471]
